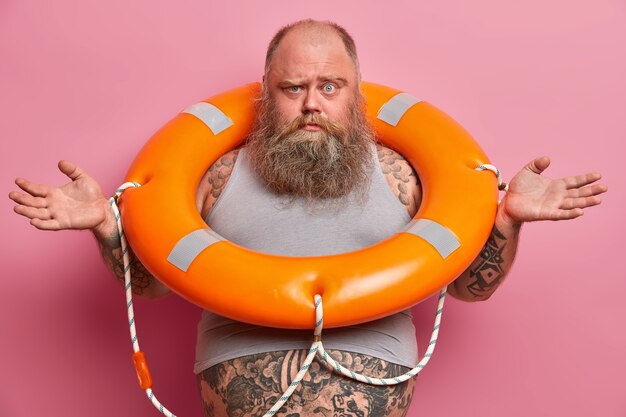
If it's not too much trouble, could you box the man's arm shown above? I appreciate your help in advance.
[379,150,607,302]
[9,160,171,298]
[446,211,520,301]
[377,145,422,214]
[110,148,239,297]
[10,154,240,299]
[198,149,240,220]
[92,209,171,299]
[448,156,606,301]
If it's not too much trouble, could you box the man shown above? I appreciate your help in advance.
[10,19,607,417]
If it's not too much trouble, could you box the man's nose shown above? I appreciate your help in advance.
[302,89,322,114]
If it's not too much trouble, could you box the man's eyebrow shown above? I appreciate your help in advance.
[318,76,348,85]
[278,79,301,86]
[277,77,349,86]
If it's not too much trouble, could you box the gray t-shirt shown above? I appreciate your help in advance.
[194,146,418,373]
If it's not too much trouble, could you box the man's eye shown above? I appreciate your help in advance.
[322,84,336,93]
[287,86,301,93]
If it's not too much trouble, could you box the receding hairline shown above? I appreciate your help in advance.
[264,19,360,78]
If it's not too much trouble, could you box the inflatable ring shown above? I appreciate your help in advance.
[119,82,498,329]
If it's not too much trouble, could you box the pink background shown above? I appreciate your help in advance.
[1,1,624,416]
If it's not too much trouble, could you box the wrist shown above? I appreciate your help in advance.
[495,199,522,235]
[92,198,118,242]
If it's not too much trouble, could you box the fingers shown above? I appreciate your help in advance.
[58,160,88,181]
[14,178,51,197]
[567,182,608,198]
[8,190,47,208]
[13,204,52,221]
[30,218,62,231]
[526,156,551,174]
[563,172,603,189]
[10,183,56,228]
[11,187,53,221]
[13,202,65,230]
[554,208,585,221]
[559,181,606,210]
[560,195,602,210]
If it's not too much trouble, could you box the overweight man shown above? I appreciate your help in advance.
[10,19,607,417]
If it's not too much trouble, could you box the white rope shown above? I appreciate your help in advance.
[314,291,447,385]
[111,181,451,416]
[263,290,447,414]
[476,163,508,191]
[262,342,320,416]
[110,182,177,417]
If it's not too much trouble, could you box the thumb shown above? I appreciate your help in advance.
[526,156,551,175]
[58,160,89,181]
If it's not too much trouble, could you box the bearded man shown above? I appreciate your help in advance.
[10,19,607,417]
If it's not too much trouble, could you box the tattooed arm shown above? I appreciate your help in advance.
[376,145,511,301]
[8,160,168,297]
[10,152,240,299]
[378,150,607,302]
[198,149,240,220]
[92,210,171,299]
[448,156,606,301]
[377,145,422,214]
[446,213,520,301]
[95,148,240,298]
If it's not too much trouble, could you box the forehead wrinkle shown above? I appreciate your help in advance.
[266,27,357,90]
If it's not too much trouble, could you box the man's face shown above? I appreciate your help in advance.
[265,27,359,130]
[247,27,374,203]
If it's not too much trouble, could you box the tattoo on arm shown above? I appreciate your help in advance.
[376,144,421,215]
[201,149,239,218]
[96,228,155,295]
[466,226,508,298]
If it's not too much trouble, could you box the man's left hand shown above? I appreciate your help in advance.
[498,156,608,227]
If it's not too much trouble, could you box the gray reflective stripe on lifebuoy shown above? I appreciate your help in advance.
[167,228,225,272]
[403,219,460,259]
[182,102,233,135]
[377,93,422,127]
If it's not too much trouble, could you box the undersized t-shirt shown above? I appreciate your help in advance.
[194,146,418,373]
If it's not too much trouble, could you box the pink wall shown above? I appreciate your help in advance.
[2,1,624,416]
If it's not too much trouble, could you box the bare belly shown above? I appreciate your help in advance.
[196,349,416,417]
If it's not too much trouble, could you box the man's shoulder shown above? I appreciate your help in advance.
[375,143,421,216]
[375,143,418,183]
[376,143,406,163]
[197,148,241,219]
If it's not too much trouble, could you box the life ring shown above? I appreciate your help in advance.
[119,82,498,329]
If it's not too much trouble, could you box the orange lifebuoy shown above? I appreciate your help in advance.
[119,82,498,329]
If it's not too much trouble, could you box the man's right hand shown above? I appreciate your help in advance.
[10,160,171,298]
[9,160,114,236]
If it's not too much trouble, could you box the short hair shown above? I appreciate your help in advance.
[264,19,360,78]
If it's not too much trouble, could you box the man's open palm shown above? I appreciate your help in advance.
[10,160,109,231]
[500,156,607,224]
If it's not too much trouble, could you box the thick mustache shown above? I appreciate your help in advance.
[281,114,344,137]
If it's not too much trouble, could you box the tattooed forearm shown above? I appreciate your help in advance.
[449,221,520,301]
[96,228,160,297]
[377,145,421,216]
[466,226,507,298]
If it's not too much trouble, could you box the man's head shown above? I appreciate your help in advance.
[247,20,375,203]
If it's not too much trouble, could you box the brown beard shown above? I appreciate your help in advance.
[246,90,376,204]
